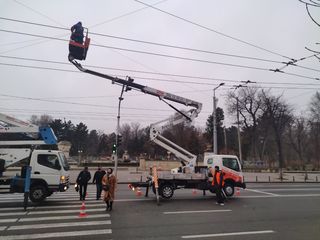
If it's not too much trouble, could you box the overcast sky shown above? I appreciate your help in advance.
[1,0,319,133]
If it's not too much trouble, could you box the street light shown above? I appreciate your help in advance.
[213,83,225,154]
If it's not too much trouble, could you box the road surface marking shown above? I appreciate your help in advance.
[7,220,111,230]
[0,212,28,217]
[0,207,35,212]
[164,210,231,215]
[0,229,112,240]
[249,188,320,191]
[0,218,17,223]
[0,226,6,231]
[245,188,280,196]
[18,213,109,222]
[239,194,320,198]
[27,208,106,215]
[181,230,275,238]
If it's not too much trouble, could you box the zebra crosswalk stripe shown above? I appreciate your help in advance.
[7,220,111,230]
[0,229,112,240]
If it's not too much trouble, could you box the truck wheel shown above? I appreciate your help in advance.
[159,184,174,199]
[29,185,47,203]
[223,183,234,197]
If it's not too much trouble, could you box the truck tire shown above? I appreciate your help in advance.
[159,184,174,199]
[29,185,47,203]
[223,183,234,197]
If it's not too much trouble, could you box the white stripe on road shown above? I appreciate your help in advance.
[0,203,104,212]
[27,208,106,215]
[18,213,110,222]
[7,220,111,230]
[238,194,320,198]
[0,207,35,212]
[181,230,275,239]
[245,188,280,196]
[0,208,106,217]
[249,188,320,191]
[0,229,112,240]
[0,212,27,217]
[35,203,105,209]
[0,218,17,223]
[164,210,231,215]
[0,226,6,231]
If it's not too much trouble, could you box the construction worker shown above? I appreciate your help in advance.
[92,166,106,200]
[213,166,225,205]
[76,166,91,201]
[70,21,84,44]
[102,168,117,211]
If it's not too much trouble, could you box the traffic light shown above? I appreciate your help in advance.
[117,134,122,146]
[112,143,117,154]
[125,77,134,92]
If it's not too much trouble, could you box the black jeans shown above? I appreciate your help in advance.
[79,184,88,200]
[96,184,103,199]
[216,187,224,204]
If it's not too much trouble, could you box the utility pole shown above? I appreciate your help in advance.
[115,85,125,179]
[236,97,242,162]
[224,126,227,154]
[213,83,225,154]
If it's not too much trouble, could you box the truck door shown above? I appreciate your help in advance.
[31,153,61,186]
[221,157,243,182]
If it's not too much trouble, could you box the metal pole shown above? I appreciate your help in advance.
[237,97,242,162]
[115,85,125,179]
[213,83,224,154]
[224,127,227,153]
[213,89,217,153]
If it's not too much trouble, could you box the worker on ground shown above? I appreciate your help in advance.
[93,166,106,200]
[102,168,117,211]
[70,21,84,44]
[213,166,225,206]
[76,166,91,201]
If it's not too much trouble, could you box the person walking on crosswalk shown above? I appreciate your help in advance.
[93,166,106,200]
[102,168,117,211]
[76,166,91,201]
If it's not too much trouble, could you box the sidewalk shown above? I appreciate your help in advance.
[4,167,320,184]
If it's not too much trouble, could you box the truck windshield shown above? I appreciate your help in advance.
[59,152,70,171]
[222,158,240,172]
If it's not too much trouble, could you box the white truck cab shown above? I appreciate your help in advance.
[204,153,245,196]
[0,113,70,202]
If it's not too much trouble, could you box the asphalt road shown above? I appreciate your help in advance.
[0,183,319,240]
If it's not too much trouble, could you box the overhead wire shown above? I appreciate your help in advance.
[1,28,319,81]
[0,55,320,88]
[1,17,319,73]
[133,0,294,60]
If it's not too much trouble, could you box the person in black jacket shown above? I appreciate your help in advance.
[70,21,84,44]
[93,166,106,200]
[76,166,91,201]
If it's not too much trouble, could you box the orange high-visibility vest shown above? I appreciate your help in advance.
[212,171,224,187]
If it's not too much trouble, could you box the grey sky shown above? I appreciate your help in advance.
[1,0,319,133]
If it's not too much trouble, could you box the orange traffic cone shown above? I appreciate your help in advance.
[136,188,142,196]
[192,189,197,195]
[79,201,88,217]
[235,187,240,196]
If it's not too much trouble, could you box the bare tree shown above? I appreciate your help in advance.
[309,91,320,169]
[261,91,293,179]
[30,114,53,127]
[227,87,263,160]
[288,116,309,178]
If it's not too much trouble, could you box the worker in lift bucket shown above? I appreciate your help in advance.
[70,21,84,44]
[212,166,225,206]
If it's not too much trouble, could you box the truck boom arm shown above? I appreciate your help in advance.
[69,58,202,171]
[0,113,57,145]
